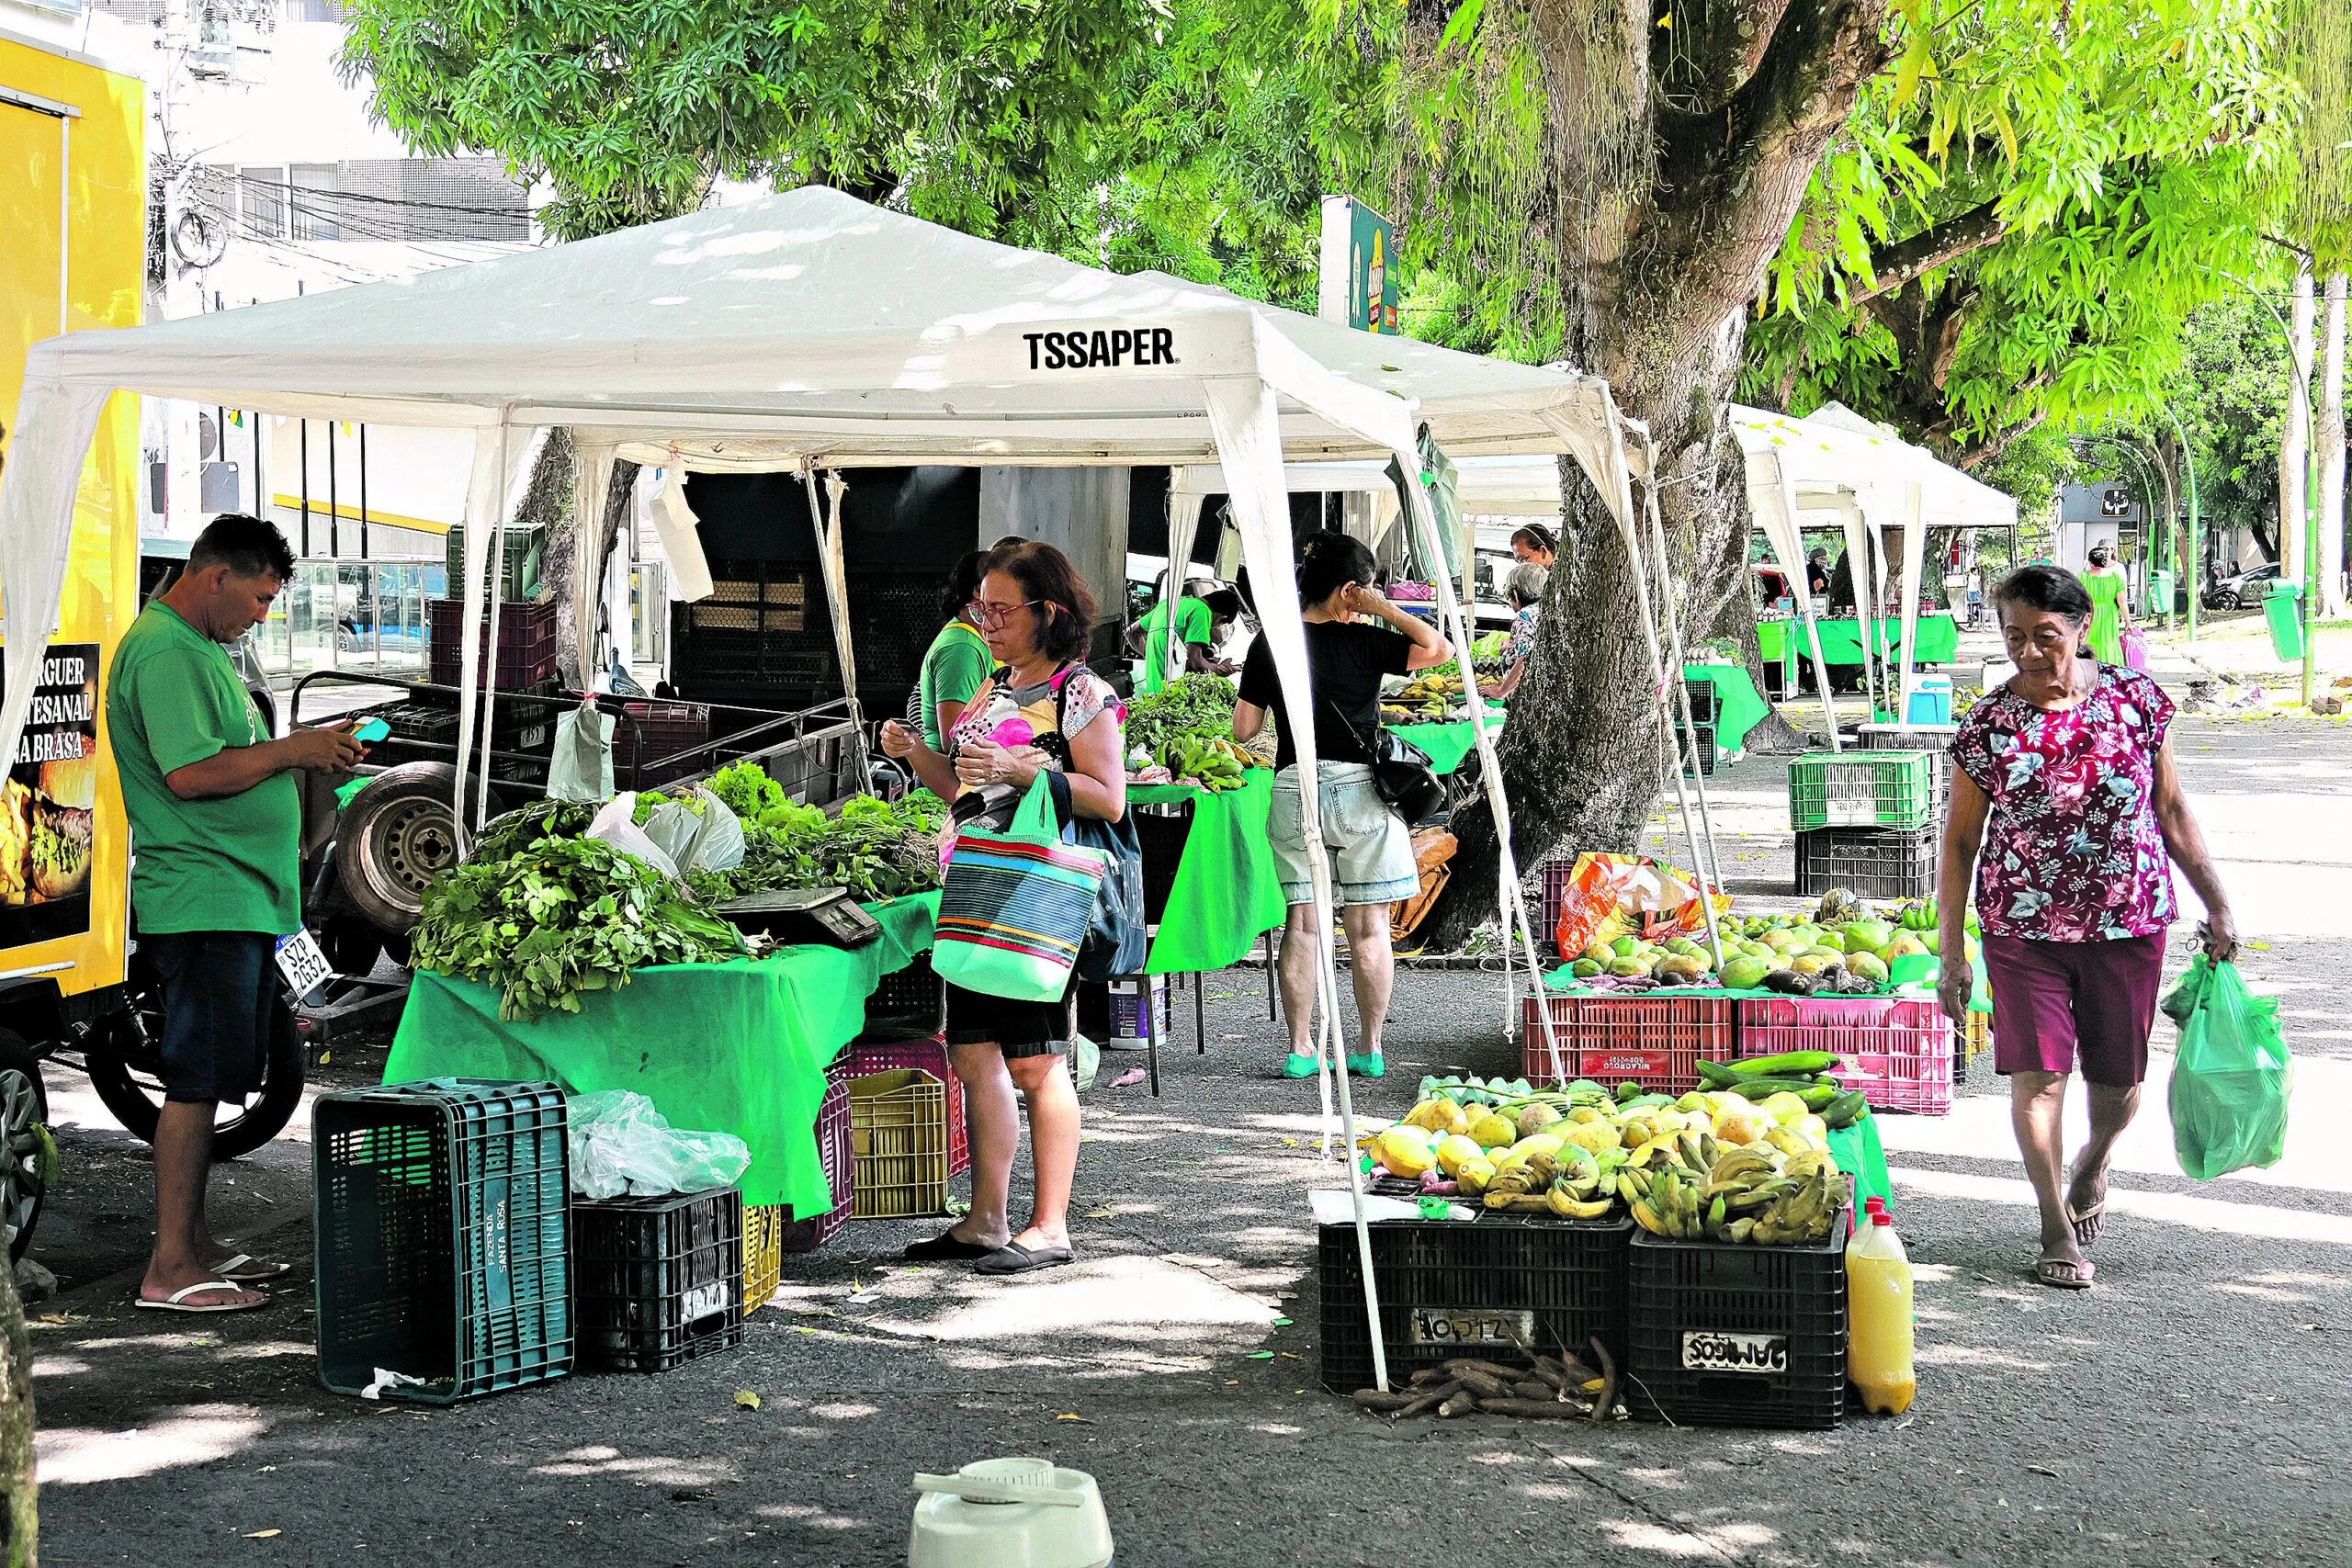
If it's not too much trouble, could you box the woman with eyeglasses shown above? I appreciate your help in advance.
[878,540,1125,1276]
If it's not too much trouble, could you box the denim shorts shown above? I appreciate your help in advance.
[143,931,277,1104]
[1269,762,1419,908]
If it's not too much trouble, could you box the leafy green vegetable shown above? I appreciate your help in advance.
[1125,671,1239,763]
[469,799,599,864]
[412,836,744,1020]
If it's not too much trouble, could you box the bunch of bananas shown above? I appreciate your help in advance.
[1158,732,1261,793]
[1473,1140,1619,1221]
[1385,671,1465,723]
[1623,1139,1849,1245]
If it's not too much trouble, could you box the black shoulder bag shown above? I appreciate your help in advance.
[1324,696,1446,828]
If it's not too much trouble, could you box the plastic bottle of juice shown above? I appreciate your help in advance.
[1846,1213,1916,1415]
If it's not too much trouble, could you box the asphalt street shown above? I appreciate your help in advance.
[23,634,2351,1568]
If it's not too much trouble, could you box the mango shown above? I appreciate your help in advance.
[1611,934,1642,958]
[1607,956,1652,977]
[1456,1155,1497,1196]
[1376,1125,1436,1178]
[1847,952,1890,985]
[1713,1110,1769,1146]
[1562,1119,1623,1156]
[1469,1112,1520,1150]
[1434,1134,1486,1179]
[1720,955,1770,990]
[1758,1091,1810,1126]
[1791,954,1826,976]
[1813,931,1847,953]
[1886,934,1929,960]
[1516,1102,1563,1137]
[1570,958,1604,978]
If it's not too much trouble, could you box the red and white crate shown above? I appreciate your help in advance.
[1518,991,1736,1094]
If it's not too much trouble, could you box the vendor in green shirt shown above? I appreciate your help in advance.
[107,514,368,1315]
[1136,577,1237,693]
[911,550,994,749]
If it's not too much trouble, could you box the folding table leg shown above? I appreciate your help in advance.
[1195,969,1207,1053]
[1145,976,1161,1098]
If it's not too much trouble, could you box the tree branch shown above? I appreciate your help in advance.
[1849,197,2007,304]
[1957,404,2047,470]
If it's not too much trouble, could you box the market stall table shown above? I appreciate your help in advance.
[384,892,939,1219]
[1759,613,1958,671]
[1398,710,1509,775]
[1681,661,1769,755]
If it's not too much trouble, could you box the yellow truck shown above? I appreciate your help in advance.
[0,20,299,1258]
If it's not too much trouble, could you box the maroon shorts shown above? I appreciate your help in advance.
[1984,932,2167,1087]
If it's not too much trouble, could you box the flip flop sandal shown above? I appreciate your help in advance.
[975,1241,1076,1276]
[211,1253,293,1282]
[902,1232,1001,1262]
[2065,1201,2107,1247]
[2034,1258,2094,1291]
[137,1280,270,1314]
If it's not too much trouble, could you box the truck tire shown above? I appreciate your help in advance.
[335,762,469,933]
[0,1032,47,1263]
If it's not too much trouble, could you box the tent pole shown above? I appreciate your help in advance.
[803,464,870,789]
[1202,376,1385,1391]
[1604,420,1724,974]
[1895,484,1925,728]
[1640,473,1726,965]
[1783,480,1841,751]
[1396,443,1560,1083]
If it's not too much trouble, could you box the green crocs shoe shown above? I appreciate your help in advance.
[1282,1052,1319,1079]
[1345,1052,1386,1078]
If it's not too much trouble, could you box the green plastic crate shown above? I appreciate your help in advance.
[1788,749,1935,831]
[445,524,544,601]
[313,1078,572,1403]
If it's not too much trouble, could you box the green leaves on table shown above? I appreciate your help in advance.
[411,836,745,1021]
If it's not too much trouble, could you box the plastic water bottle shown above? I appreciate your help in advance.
[1846,1213,1916,1416]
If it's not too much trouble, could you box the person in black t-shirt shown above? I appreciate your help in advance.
[1232,534,1450,1082]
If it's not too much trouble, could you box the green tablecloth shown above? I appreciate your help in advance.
[1828,1112,1892,1215]
[383,892,940,1217]
[1131,773,1286,975]
[1683,662,1768,753]
[1760,614,1958,667]
[1397,711,1508,775]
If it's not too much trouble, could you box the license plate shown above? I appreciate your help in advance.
[1408,1306,1534,1349]
[274,929,334,998]
[1680,1330,1788,1374]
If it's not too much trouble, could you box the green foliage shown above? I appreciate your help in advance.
[684,776,947,903]
[339,0,1167,241]
[1124,671,1239,762]
[1745,0,2298,454]
[412,836,744,1020]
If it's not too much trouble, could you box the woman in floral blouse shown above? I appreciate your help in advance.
[1939,564,2235,1291]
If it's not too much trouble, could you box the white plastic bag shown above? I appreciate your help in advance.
[587,793,681,880]
[568,1089,752,1200]
[639,786,746,874]
[547,701,616,802]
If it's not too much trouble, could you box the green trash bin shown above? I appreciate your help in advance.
[2148,568,2174,619]
[2263,580,2305,662]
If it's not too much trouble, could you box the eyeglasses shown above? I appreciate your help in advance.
[968,598,1043,628]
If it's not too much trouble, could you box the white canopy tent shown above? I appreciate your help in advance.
[0,185,1678,1390]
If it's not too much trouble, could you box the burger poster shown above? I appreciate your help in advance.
[1,642,98,949]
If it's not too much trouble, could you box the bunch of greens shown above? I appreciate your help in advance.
[1125,671,1239,763]
[679,774,948,904]
[412,836,745,1020]
[469,799,600,863]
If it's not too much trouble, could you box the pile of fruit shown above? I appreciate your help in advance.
[1563,892,1982,996]
[1366,1066,1855,1242]
[1381,670,1466,723]
[1124,672,1267,791]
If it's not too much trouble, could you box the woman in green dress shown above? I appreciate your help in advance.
[2082,545,2131,665]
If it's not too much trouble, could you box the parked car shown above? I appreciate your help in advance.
[2205,561,2280,611]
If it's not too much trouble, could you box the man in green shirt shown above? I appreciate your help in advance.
[107,514,368,1314]
[1136,577,1237,694]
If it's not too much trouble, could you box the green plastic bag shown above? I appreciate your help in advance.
[2161,955,2291,1181]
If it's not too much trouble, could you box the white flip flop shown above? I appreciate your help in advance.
[211,1252,293,1281]
[137,1280,269,1314]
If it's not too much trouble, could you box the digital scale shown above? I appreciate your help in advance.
[714,886,884,949]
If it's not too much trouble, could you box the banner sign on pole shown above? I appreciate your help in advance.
[1317,196,1399,334]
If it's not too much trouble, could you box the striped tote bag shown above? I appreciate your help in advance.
[933,773,1112,1001]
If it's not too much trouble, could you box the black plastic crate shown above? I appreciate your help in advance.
[1133,799,1195,925]
[1625,1224,1848,1429]
[855,953,946,1044]
[1675,720,1717,776]
[1793,825,1938,898]
[1680,679,1721,727]
[775,1070,853,1254]
[1317,1213,1631,1394]
[571,1188,746,1373]
[312,1078,571,1403]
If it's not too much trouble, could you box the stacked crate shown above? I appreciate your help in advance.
[1675,679,1719,776]
[1787,750,1938,899]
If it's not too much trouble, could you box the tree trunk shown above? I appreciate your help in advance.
[2281,262,2313,591]
[503,429,578,684]
[0,1263,36,1565]
[1419,0,1889,947]
[2320,271,2346,617]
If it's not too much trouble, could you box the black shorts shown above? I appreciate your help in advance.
[144,931,277,1104]
[944,978,1077,1059]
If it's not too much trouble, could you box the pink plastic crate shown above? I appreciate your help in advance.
[1539,861,1577,958]
[1735,996,1954,1115]
[1520,992,1735,1093]
[775,1072,853,1254]
[835,1035,967,1179]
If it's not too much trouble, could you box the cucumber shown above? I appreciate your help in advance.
[1729,1050,1838,1077]
[1694,1060,1743,1089]
[1721,1076,1835,1102]
[1822,1089,1869,1129]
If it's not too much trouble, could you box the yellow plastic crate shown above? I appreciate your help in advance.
[849,1069,950,1219]
[742,1203,786,1310]
[1964,1010,1991,1065]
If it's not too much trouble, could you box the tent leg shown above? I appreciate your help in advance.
[1195,968,1206,1054]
